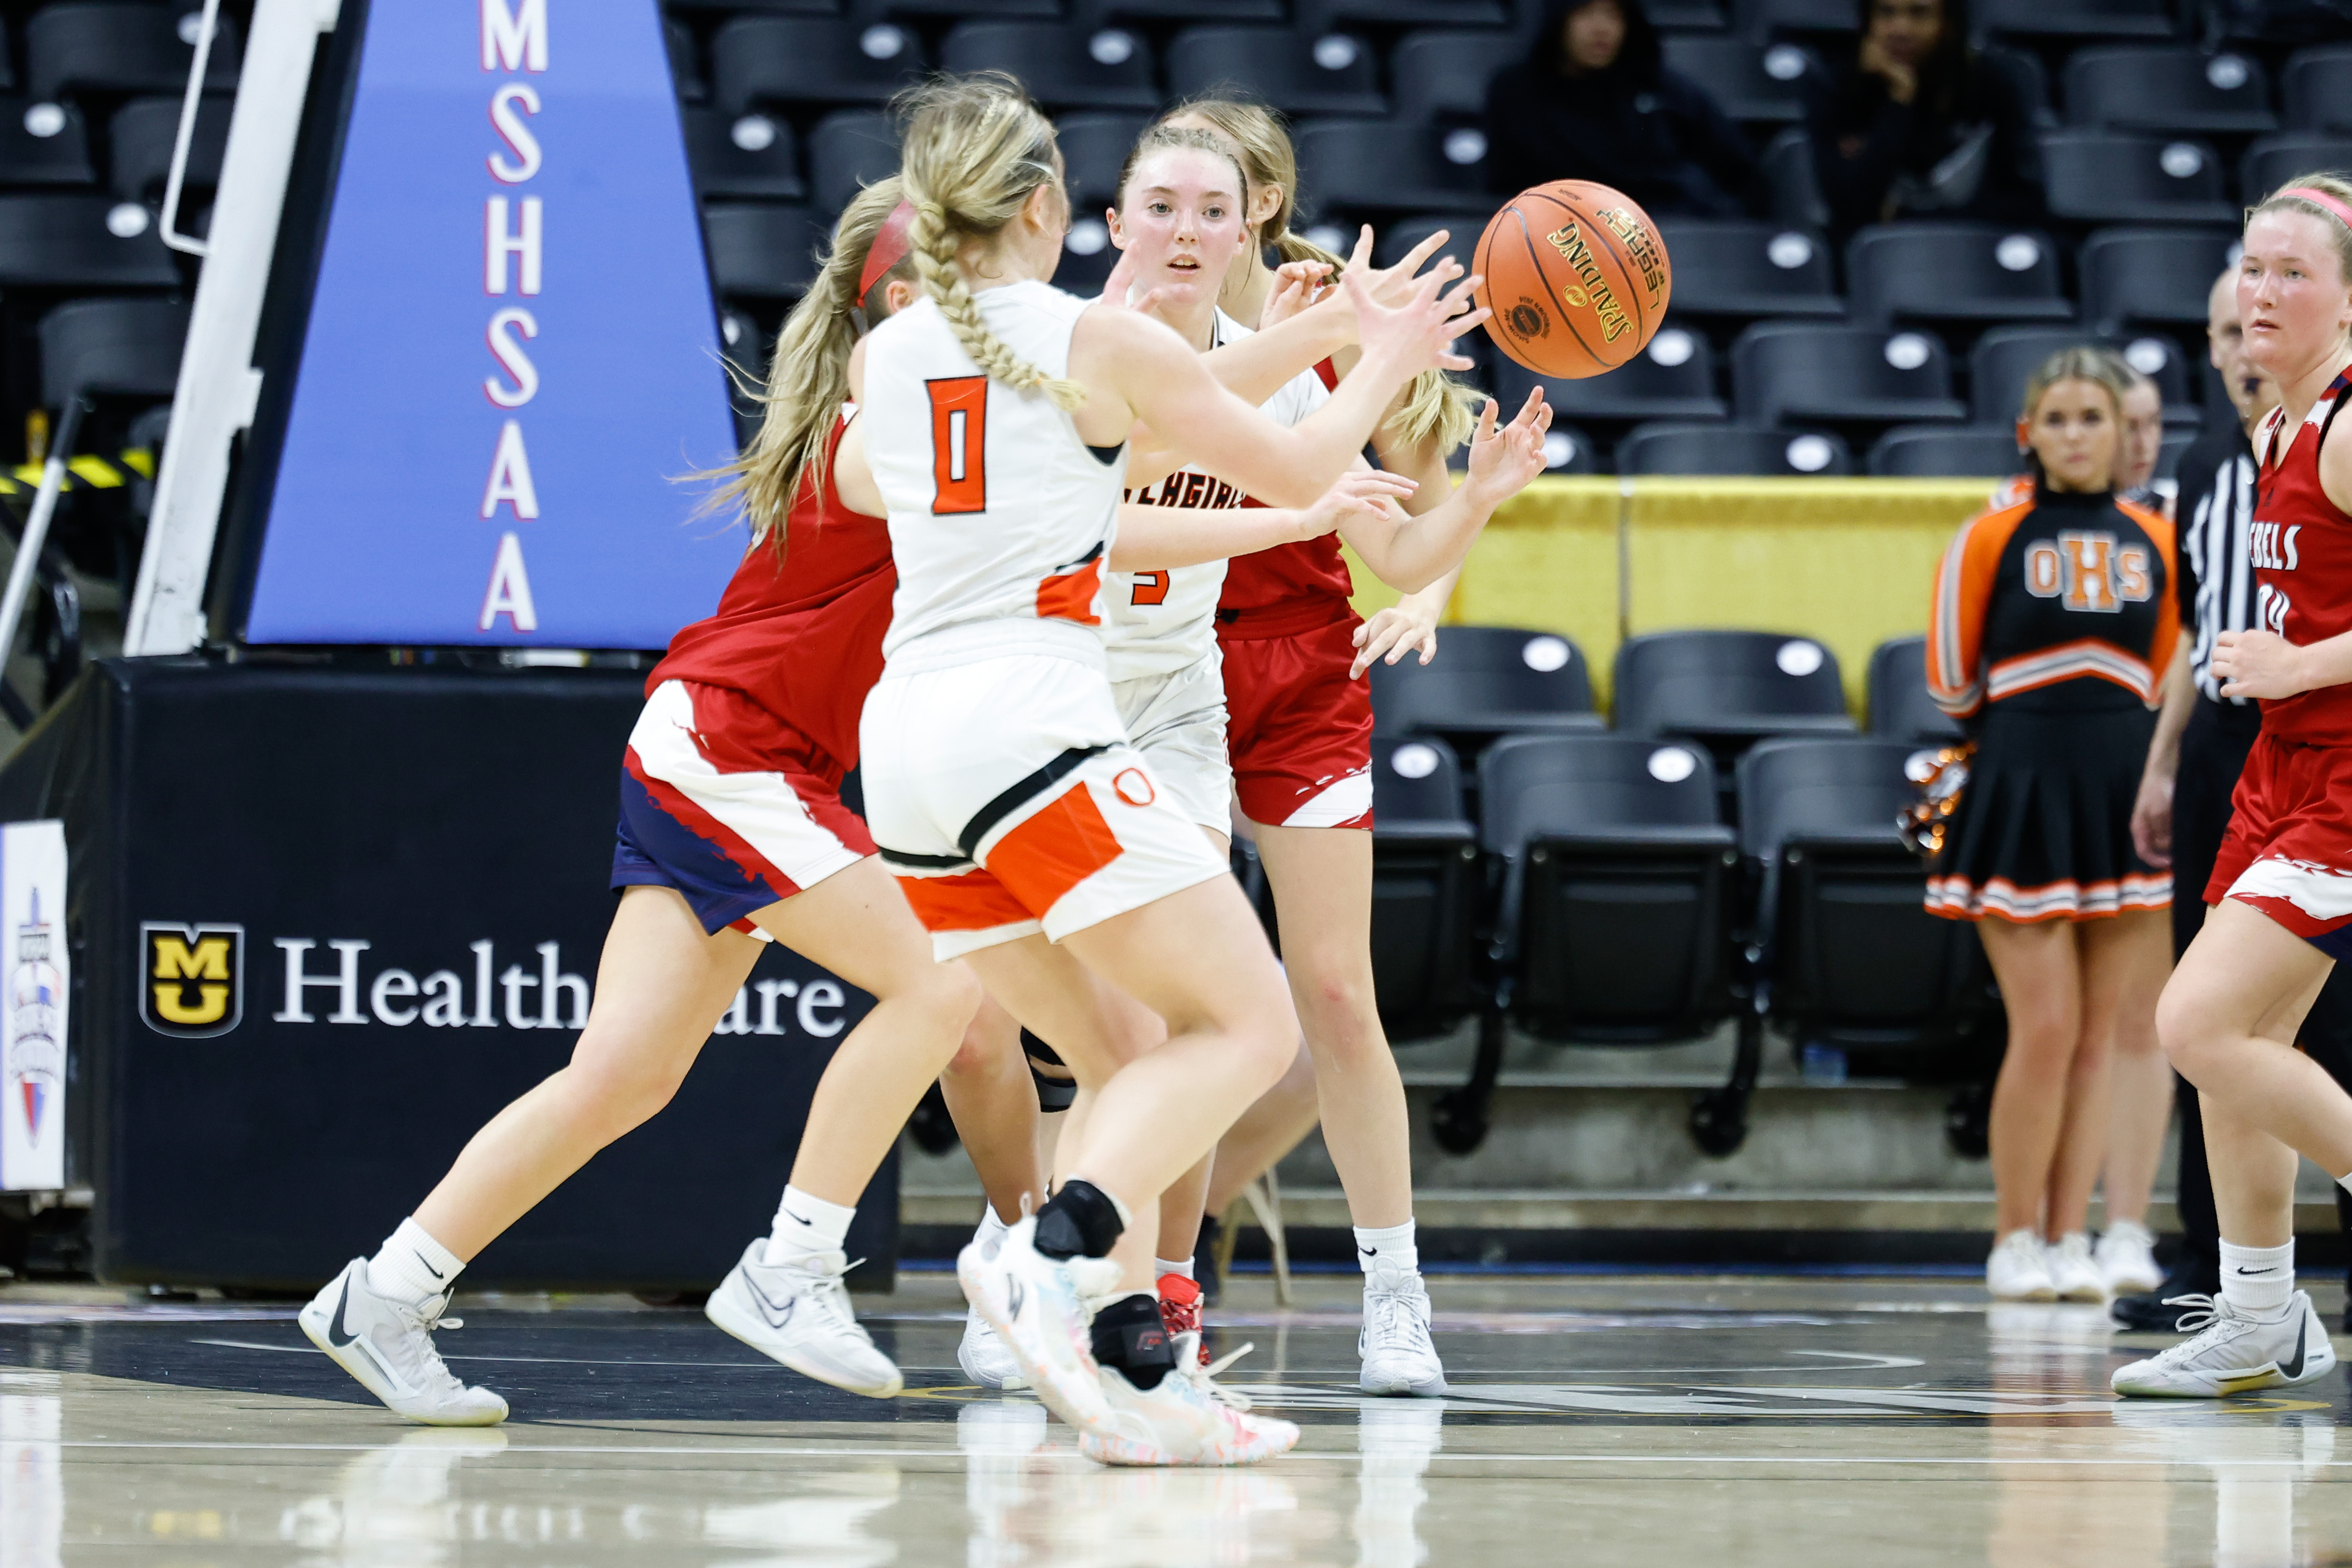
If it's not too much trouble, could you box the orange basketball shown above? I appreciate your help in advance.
[1474,182,1672,379]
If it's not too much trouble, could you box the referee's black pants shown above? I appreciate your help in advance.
[2169,699,2352,1272]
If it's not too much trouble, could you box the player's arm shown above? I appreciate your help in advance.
[1108,471,1412,572]
[2219,417,2352,696]
[1337,390,1551,594]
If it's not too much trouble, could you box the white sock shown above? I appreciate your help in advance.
[764,1185,855,1265]
[975,1205,1011,1241]
[2219,1238,2295,1318]
[367,1217,463,1306]
[1155,1256,1195,1281]
[1355,1219,1418,1278]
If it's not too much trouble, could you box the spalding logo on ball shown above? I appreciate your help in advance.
[1475,181,1672,379]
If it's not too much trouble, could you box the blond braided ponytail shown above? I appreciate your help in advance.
[897,74,1086,412]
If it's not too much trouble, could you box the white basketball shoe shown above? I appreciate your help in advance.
[2045,1231,2108,1302]
[2112,1290,2337,1398]
[959,1308,1027,1390]
[2095,1220,2164,1297]
[1986,1229,2056,1301]
[1358,1265,1447,1396]
[298,1258,509,1426]
[958,1216,1123,1436]
[705,1239,903,1398]
[1079,1333,1301,1466]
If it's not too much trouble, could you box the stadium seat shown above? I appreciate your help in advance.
[2282,45,2352,134]
[2157,425,2195,480]
[1651,220,1842,319]
[1846,223,2073,328]
[941,23,1160,111]
[703,203,827,299]
[1297,0,1510,34]
[1058,113,1151,216]
[1648,0,1732,28]
[1294,118,1495,215]
[1659,36,1819,124]
[1369,625,1603,747]
[2064,47,2274,135]
[1365,735,1483,1041]
[24,4,240,101]
[38,294,184,408]
[1966,324,2193,426]
[852,0,1056,20]
[1730,323,1966,426]
[2041,133,2236,225]
[1613,629,1857,746]
[1761,128,1831,231]
[667,18,708,104]
[1489,328,1727,423]
[1734,0,1857,40]
[1867,424,2023,477]
[1071,0,1283,28]
[681,108,806,203]
[1737,736,1991,1057]
[1617,422,1855,475]
[709,17,928,115]
[1055,225,1118,294]
[0,98,95,188]
[2078,226,2238,335]
[1479,734,1739,1043]
[1390,30,1519,125]
[2243,134,2352,206]
[0,192,176,286]
[1372,212,1488,269]
[1542,423,1601,473]
[109,95,225,207]
[807,110,898,214]
[1165,28,1386,118]
[1974,0,2175,40]
[1867,635,1963,741]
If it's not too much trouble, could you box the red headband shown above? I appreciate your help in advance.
[859,201,917,298]
[2282,186,2352,232]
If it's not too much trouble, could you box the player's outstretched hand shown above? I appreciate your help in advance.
[1293,470,1417,543]
[1461,388,1554,508]
[1095,243,1166,319]
[2215,628,2311,700]
[1344,260,1489,380]
[1351,597,1443,677]
[1262,258,1335,328]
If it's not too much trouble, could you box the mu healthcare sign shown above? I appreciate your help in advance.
[244,0,743,647]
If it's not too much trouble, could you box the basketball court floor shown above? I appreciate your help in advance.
[3,1268,2347,1564]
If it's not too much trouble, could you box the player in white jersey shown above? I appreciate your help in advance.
[856,74,1481,1466]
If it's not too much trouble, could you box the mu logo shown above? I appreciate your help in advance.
[2021,531,2154,613]
[139,923,245,1039]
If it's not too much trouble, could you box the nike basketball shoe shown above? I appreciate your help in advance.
[299,1258,509,1426]
[959,1215,1123,1437]
[1079,1332,1300,1466]
[706,1239,904,1398]
[2111,1290,2337,1398]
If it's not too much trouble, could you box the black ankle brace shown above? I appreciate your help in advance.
[1034,1179,1124,1260]
[1091,1291,1174,1390]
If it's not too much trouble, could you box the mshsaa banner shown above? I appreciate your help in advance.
[242,0,742,648]
[0,821,66,1191]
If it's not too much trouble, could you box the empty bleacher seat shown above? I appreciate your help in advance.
[0,193,176,285]
[1969,325,2097,422]
[1762,127,1831,231]
[703,203,827,298]
[1297,0,1510,33]
[1660,36,1819,124]
[2242,134,2352,207]
[1612,628,1856,743]
[109,95,225,206]
[38,294,184,407]
[1055,224,1118,293]
[1165,27,1386,118]
[667,19,708,104]
[682,108,807,203]
[1846,223,2072,328]
[1071,0,1283,27]
[2041,132,2235,225]
[1365,735,1483,1041]
[1490,327,1727,423]
[1058,113,1152,216]
[1369,625,1603,745]
[942,23,1160,111]
[807,111,898,214]
[710,17,927,115]
[852,0,1057,20]
[2064,47,2274,135]
[1975,0,2175,40]
[1867,635,1963,741]
[2282,45,2352,134]
[1295,118,1495,214]
[1479,734,1740,1042]
[1390,30,1518,125]
[1617,422,1855,475]
[1373,212,1485,269]
[1867,424,2023,477]
[1731,322,1966,426]
[1734,0,1857,40]
[2079,226,2239,334]
[0,98,94,188]
[25,4,240,100]
[1651,219,1842,318]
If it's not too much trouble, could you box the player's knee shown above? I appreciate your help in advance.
[2156,985,2222,1082]
[910,958,984,1030]
[564,1055,688,1138]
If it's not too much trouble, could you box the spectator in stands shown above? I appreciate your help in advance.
[1803,0,2045,241]
[1483,0,1758,218]
[2118,368,2164,509]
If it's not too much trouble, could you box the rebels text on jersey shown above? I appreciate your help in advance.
[2250,373,2352,743]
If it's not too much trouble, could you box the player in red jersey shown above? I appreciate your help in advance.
[2115,174,2352,1398]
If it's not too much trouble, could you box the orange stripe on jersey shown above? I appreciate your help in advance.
[1036,553,1103,626]
[1927,499,2034,718]
[896,869,1033,933]
[989,784,1122,914]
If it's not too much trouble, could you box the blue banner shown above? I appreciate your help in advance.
[244,0,743,648]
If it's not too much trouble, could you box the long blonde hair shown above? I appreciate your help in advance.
[1158,94,1481,456]
[708,178,916,549]
[895,73,1085,411]
[2250,170,2352,285]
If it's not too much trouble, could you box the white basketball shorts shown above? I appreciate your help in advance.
[1110,650,1233,837]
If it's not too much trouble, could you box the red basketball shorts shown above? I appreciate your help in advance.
[2208,731,2352,959]
[1217,608,1374,830]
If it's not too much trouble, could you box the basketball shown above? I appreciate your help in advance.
[1474,182,1672,380]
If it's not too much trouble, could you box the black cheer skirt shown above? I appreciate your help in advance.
[1925,705,2172,922]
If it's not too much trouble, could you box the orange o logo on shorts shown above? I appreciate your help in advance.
[1112,768,1156,807]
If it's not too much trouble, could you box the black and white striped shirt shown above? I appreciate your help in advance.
[2176,419,2257,708]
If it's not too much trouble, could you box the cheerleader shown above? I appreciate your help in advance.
[1925,346,2177,1303]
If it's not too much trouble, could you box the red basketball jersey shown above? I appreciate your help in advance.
[648,413,895,778]
[2253,369,2352,744]
[1218,359,1356,624]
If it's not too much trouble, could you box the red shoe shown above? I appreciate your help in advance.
[1157,1273,1210,1367]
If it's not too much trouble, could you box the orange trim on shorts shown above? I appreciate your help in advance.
[1036,555,1103,626]
[895,869,1034,933]
[989,783,1123,913]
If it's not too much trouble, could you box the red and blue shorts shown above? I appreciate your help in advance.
[1217,604,1374,830]
[612,680,875,936]
[2208,731,2352,960]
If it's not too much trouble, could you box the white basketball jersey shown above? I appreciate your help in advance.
[1103,312,1332,680]
[863,280,1126,660]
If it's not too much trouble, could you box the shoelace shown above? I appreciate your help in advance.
[391,1298,475,1397]
[1365,1288,1435,1354]
[1177,1341,1258,1411]
[2161,1293,2223,1336]
[801,1259,873,1337]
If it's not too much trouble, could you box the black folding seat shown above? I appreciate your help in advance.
[667,0,837,12]
[1647,0,1731,29]
[0,98,94,187]
[1294,118,1493,215]
[710,17,927,115]
[1731,322,1966,426]
[1369,625,1603,752]
[2041,133,2236,225]
[852,0,1056,21]
[2064,46,2274,136]
[718,305,767,370]
[1058,113,1151,216]
[942,23,1160,112]
[807,111,897,214]
[1847,223,2071,329]
[107,94,223,231]
[1391,30,1519,125]
[1489,327,1727,423]
[1617,422,1853,475]
[1867,424,2021,477]
[1165,28,1386,118]
[1072,0,1282,28]
[1054,226,1119,294]
[0,192,175,285]
[1974,0,2174,40]
[1760,127,1831,231]
[703,203,827,299]
[1734,0,1856,38]
[1651,219,1842,320]
[24,4,240,101]
[39,294,183,407]
[1297,0,1510,34]
[682,108,807,204]
[1968,325,2098,424]
[1373,212,1486,269]
[2078,226,2239,335]
[1659,36,1819,125]
[2283,47,2352,135]
[1364,736,1483,1042]
[667,18,708,104]
[1541,423,1599,472]
[1867,635,1962,741]
[2242,134,2352,206]
[1613,629,1856,747]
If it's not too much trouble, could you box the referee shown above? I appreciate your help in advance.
[2114,267,2352,1330]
